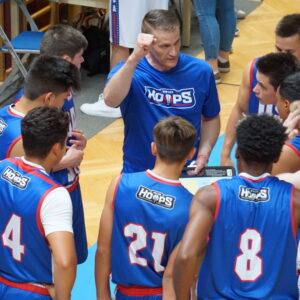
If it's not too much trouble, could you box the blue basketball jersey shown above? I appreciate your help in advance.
[0,105,23,160]
[286,135,300,157]
[248,59,278,116]
[51,94,80,189]
[111,170,192,291]
[197,173,298,299]
[108,54,220,173]
[0,158,59,285]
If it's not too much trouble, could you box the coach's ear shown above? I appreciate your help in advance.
[151,142,157,157]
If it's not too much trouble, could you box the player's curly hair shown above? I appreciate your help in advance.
[279,72,300,103]
[236,114,287,164]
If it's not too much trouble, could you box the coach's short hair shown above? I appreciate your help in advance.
[40,24,88,58]
[154,116,196,163]
[279,72,300,103]
[142,9,180,34]
[275,14,300,38]
[22,107,69,159]
[256,52,299,90]
[236,114,287,164]
[24,55,80,100]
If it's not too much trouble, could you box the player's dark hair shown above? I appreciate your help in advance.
[40,24,88,58]
[236,114,287,164]
[22,107,69,159]
[275,14,300,38]
[279,72,300,103]
[256,52,299,89]
[24,55,80,100]
[142,9,180,34]
[154,116,196,163]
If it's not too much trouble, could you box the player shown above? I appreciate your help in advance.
[272,71,300,175]
[221,13,300,166]
[95,116,196,299]
[174,114,300,299]
[0,55,87,263]
[40,24,89,263]
[0,107,76,300]
[104,9,220,174]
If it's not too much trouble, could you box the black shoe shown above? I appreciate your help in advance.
[214,71,221,84]
[218,60,230,73]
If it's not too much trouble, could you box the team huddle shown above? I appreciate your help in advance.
[0,8,300,300]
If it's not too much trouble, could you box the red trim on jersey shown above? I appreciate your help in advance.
[7,106,24,118]
[117,285,162,296]
[239,175,268,183]
[0,275,50,296]
[285,143,300,157]
[6,136,22,158]
[66,176,79,193]
[248,59,256,97]
[290,186,297,241]
[36,186,60,237]
[112,174,122,210]
[146,171,182,186]
[212,182,220,221]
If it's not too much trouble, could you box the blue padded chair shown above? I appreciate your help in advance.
[0,0,44,104]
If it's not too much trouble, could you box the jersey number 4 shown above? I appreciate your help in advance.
[124,223,166,272]
[235,229,262,281]
[2,214,25,261]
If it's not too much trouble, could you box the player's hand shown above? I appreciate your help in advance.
[187,154,209,176]
[64,144,84,168]
[220,156,234,168]
[45,284,55,299]
[283,108,300,140]
[131,33,156,62]
[69,129,87,150]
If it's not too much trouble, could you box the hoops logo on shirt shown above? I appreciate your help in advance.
[1,166,30,189]
[0,119,7,135]
[239,186,270,202]
[145,86,196,109]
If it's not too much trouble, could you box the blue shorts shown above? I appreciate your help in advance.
[70,183,88,264]
[0,282,51,300]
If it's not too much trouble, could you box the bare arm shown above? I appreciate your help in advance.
[47,231,77,300]
[95,176,120,300]
[104,33,156,108]
[272,145,300,175]
[294,188,300,230]
[173,185,217,299]
[162,244,180,300]
[191,115,220,175]
[277,171,300,189]
[221,62,252,166]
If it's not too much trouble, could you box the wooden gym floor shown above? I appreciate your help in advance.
[79,0,300,246]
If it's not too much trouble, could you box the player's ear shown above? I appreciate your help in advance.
[187,147,196,160]
[43,92,55,106]
[235,149,240,160]
[151,142,157,156]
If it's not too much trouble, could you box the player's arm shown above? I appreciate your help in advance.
[95,176,120,300]
[220,62,252,166]
[173,185,217,300]
[277,171,300,189]
[8,138,24,157]
[52,144,84,171]
[192,115,220,175]
[104,33,155,108]
[293,188,300,229]
[42,187,77,300]
[272,145,300,175]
